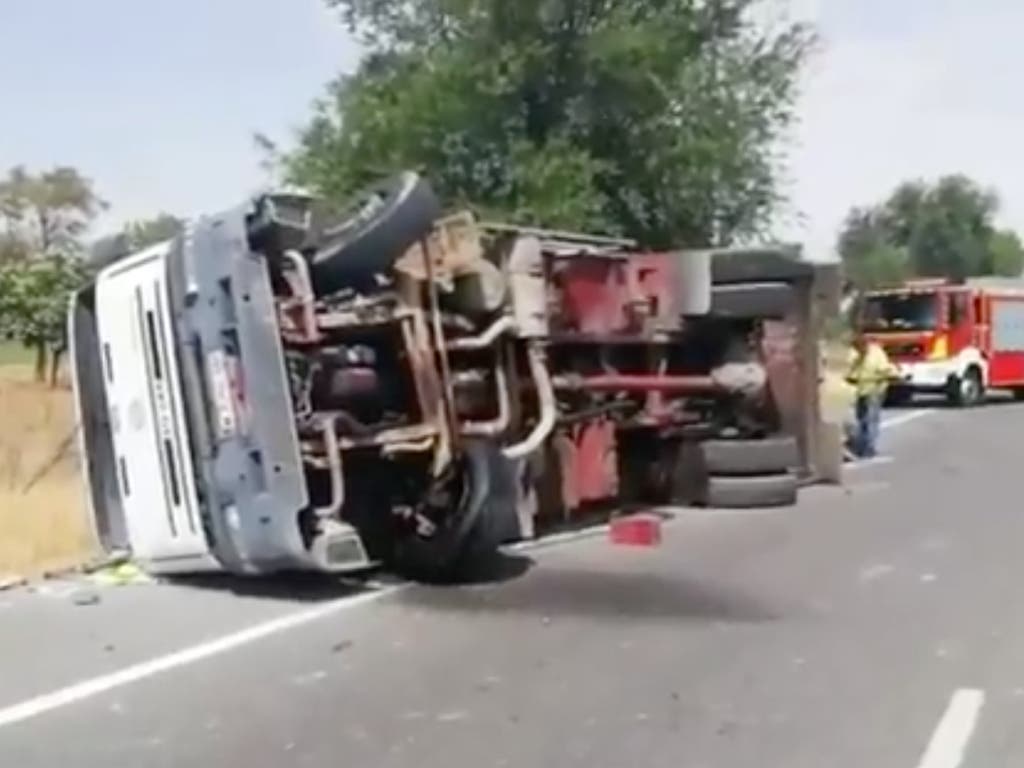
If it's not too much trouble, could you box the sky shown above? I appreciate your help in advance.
[2,0,1023,260]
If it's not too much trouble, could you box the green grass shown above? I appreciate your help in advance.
[0,342,32,367]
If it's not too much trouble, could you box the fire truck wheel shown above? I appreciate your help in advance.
[308,172,442,295]
[884,387,912,407]
[705,473,798,509]
[700,435,799,476]
[1013,388,1024,402]
[947,368,984,408]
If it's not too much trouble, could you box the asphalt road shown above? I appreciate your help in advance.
[2,403,1023,767]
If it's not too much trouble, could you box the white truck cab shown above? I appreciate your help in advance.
[86,242,218,572]
[69,201,371,577]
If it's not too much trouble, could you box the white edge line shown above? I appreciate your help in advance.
[0,585,405,730]
[882,409,935,431]
[917,688,985,768]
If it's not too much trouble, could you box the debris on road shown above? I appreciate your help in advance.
[609,514,663,548]
[0,574,27,592]
[70,588,101,607]
[88,561,152,587]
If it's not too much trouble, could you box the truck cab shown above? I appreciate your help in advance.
[857,280,985,406]
[70,203,372,577]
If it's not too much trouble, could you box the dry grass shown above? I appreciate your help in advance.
[0,365,96,577]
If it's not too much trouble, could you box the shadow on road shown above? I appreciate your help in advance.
[885,390,1021,411]
[164,552,536,601]
[167,572,381,603]
[400,566,782,624]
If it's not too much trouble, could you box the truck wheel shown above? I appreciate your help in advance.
[710,282,794,320]
[884,387,912,407]
[700,435,798,476]
[947,368,984,408]
[705,473,798,509]
[308,172,442,295]
[393,440,513,584]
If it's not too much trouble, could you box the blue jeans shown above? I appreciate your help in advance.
[854,394,883,459]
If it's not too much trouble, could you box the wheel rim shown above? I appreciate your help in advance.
[961,374,980,403]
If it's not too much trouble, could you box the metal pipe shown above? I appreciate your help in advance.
[314,420,344,519]
[283,250,320,343]
[448,316,516,351]
[461,363,511,437]
[480,222,637,248]
[503,343,557,460]
[553,374,717,394]
[422,239,460,451]
[382,437,436,456]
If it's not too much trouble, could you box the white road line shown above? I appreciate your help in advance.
[916,689,986,768]
[882,409,935,431]
[508,523,611,553]
[0,586,405,730]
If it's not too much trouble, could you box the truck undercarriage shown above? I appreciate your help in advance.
[72,172,811,581]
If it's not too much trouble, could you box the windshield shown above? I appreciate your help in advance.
[861,293,939,332]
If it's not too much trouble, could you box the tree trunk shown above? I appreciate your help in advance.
[34,342,47,383]
[49,346,64,389]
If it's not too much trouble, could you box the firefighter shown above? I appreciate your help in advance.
[845,331,898,459]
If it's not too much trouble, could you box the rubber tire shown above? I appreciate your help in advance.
[700,435,799,476]
[711,248,813,285]
[309,172,442,295]
[394,440,510,584]
[884,387,912,407]
[705,473,798,509]
[946,368,983,408]
[1013,388,1024,402]
[710,282,794,320]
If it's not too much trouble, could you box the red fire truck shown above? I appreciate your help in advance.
[857,278,1024,406]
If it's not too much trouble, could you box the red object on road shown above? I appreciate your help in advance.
[609,514,663,547]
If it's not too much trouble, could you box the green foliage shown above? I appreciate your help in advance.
[123,213,182,251]
[0,166,106,253]
[0,166,104,381]
[287,0,814,247]
[838,175,1024,288]
[988,230,1024,278]
[0,255,86,349]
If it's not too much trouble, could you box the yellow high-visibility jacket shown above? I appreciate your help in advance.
[846,343,898,398]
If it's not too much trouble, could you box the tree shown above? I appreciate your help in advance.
[0,166,105,383]
[0,256,86,384]
[838,175,1023,288]
[0,166,105,254]
[285,0,814,248]
[988,230,1024,278]
[123,213,182,251]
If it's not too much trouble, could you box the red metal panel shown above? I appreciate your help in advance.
[554,257,628,335]
[549,420,620,516]
[575,419,619,504]
[989,352,1024,385]
[987,295,1024,385]
[551,252,683,335]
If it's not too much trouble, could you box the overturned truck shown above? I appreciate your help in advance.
[70,173,817,581]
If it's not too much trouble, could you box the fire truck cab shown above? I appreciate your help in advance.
[857,278,1024,406]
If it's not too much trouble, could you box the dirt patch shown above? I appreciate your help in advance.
[0,365,96,577]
